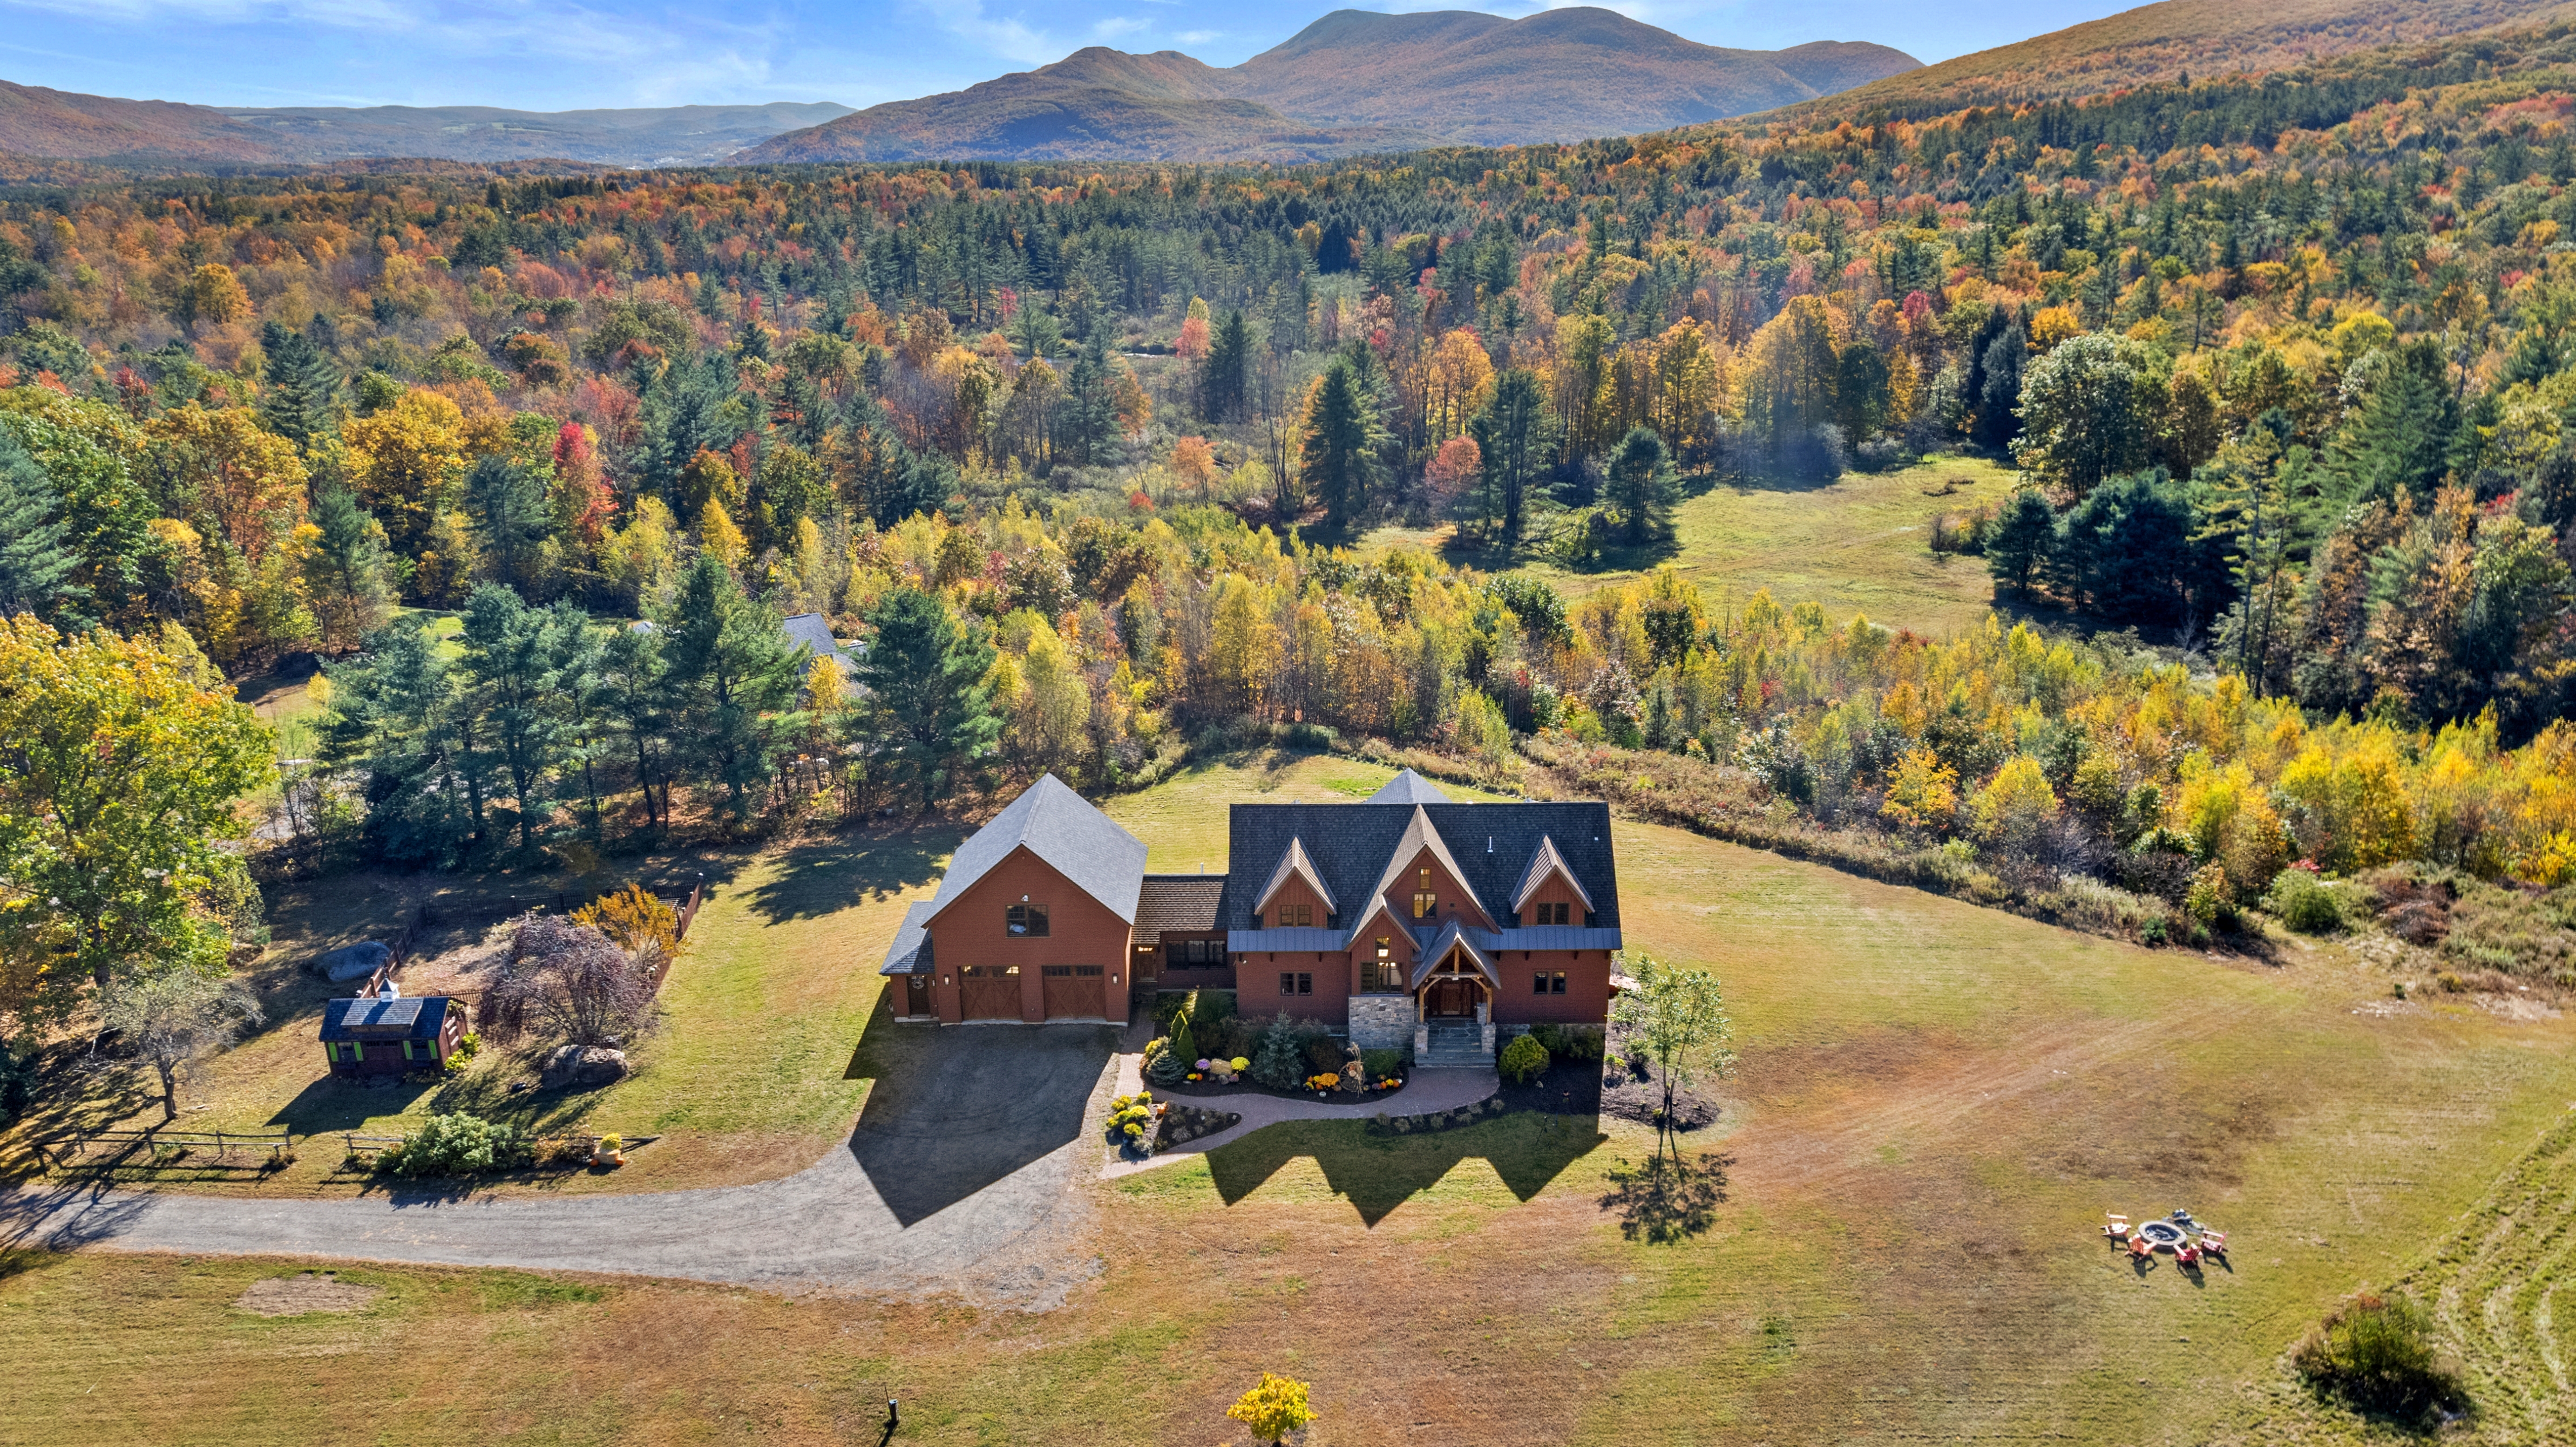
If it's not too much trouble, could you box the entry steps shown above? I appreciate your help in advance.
[1416,1022,1490,1070]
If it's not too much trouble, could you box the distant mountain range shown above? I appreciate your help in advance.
[741,9,1921,164]
[7,0,2566,172]
[0,83,849,167]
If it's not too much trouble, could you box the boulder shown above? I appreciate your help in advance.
[540,1044,629,1089]
[314,941,392,983]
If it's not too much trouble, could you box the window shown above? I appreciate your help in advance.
[1535,901,1569,926]
[1279,972,1313,996]
[1041,964,1073,977]
[1533,970,1549,995]
[962,964,1019,977]
[1074,965,1103,977]
[1366,960,1402,991]
[1298,972,1313,995]
[1292,901,1313,927]
[1551,971,1568,994]
[1006,902,1049,937]
[1411,867,1437,919]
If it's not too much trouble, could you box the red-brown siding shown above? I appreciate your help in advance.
[921,846,1133,1024]
[1489,949,1613,1026]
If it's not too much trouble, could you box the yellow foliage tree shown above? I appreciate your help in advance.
[1224,1373,1315,1447]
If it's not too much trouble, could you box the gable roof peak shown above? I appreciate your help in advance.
[1513,833,1597,913]
[1255,835,1336,914]
[927,772,1148,924]
[1367,768,1451,805]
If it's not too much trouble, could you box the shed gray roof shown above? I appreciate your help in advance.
[318,995,451,1042]
[782,612,850,680]
[1216,799,1619,948]
[1367,769,1452,804]
[879,900,938,976]
[927,773,1148,925]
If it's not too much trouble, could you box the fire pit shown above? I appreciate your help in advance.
[2136,1220,2189,1250]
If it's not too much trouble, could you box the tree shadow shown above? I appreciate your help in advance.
[0,1176,153,1253]
[1203,1111,1605,1226]
[1597,1149,1732,1243]
[843,1010,1116,1227]
[745,826,958,927]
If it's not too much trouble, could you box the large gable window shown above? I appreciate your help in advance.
[1006,902,1049,937]
[1411,867,1437,920]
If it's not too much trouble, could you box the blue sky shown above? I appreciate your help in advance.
[0,0,2137,111]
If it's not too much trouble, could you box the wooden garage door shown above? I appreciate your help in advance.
[960,964,1021,1020]
[1041,964,1104,1020]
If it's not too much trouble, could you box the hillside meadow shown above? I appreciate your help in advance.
[2,751,2569,1444]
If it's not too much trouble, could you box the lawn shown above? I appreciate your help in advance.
[1360,456,2027,637]
[5,751,2572,1444]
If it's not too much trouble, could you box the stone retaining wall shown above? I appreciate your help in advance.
[1365,1092,1511,1136]
[1347,995,1414,1054]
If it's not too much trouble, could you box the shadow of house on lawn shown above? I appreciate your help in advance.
[265,1074,444,1136]
[843,1007,1116,1227]
[747,826,960,927]
[1203,1111,1606,1227]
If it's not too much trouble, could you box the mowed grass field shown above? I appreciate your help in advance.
[1362,456,2025,635]
[5,751,2573,1444]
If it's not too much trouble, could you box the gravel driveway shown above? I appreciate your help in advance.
[0,1024,1125,1310]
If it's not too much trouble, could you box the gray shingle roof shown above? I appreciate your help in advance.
[318,995,451,1042]
[1133,875,1224,940]
[1252,836,1335,914]
[879,900,938,976]
[1367,769,1452,804]
[1513,835,1595,913]
[928,773,1148,925]
[1216,799,1619,946]
[782,612,849,680]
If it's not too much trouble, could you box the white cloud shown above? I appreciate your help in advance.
[1091,15,1149,39]
[1174,28,1217,43]
[911,0,1059,67]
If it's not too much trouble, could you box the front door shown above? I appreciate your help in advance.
[1427,977,1476,1018]
[960,964,1021,1020]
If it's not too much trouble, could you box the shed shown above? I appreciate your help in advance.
[318,995,470,1076]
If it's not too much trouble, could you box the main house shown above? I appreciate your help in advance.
[880,770,1622,1063]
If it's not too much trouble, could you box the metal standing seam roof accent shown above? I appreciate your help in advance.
[1366,768,1453,804]
[317,995,450,1042]
[924,772,1149,925]
[878,900,939,976]
[1512,835,1596,914]
[1225,926,1350,953]
[1252,837,1336,915]
[1410,918,1498,989]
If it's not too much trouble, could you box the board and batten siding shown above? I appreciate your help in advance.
[923,845,1133,1024]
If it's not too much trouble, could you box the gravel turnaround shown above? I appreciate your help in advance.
[0,1024,1129,1311]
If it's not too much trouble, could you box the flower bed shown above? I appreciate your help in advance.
[1155,1103,1240,1149]
[1158,1059,1412,1104]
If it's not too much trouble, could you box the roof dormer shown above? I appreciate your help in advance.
[1253,836,1336,921]
[1513,834,1595,916]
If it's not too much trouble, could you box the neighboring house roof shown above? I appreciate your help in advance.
[1367,768,1452,804]
[879,900,938,976]
[1133,874,1224,940]
[1216,799,1621,947]
[318,995,452,1042]
[1252,837,1336,915]
[926,772,1149,925]
[781,612,851,681]
[1512,835,1596,914]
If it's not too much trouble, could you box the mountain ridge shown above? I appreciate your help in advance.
[741,8,1923,164]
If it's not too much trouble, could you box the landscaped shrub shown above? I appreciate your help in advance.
[2265,867,2346,934]
[1530,1023,1605,1062]
[1104,1092,1156,1149]
[381,1112,535,1177]
[1249,1015,1310,1090]
[1164,1016,1198,1077]
[1499,1032,1550,1085]
[1145,1034,1187,1085]
[2290,1292,2466,1423]
[1360,1048,1406,1081]
[1194,989,1237,1030]
[1303,1035,1347,1075]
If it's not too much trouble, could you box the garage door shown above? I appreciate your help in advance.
[1041,964,1104,1019]
[960,964,1021,1020]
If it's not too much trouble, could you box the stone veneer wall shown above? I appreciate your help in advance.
[1347,994,1415,1054]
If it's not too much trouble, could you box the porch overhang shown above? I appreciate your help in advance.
[1407,918,1500,991]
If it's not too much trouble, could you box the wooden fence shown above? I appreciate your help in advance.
[30,1125,293,1172]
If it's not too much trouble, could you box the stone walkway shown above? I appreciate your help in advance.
[1101,1051,1500,1180]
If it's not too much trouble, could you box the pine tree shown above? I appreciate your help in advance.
[458,583,567,851]
[1469,368,1551,546]
[1987,488,2057,596]
[465,455,555,595]
[0,428,88,626]
[1300,358,1379,528]
[659,553,807,820]
[1201,310,1251,423]
[303,484,394,649]
[256,322,340,452]
[1606,425,1673,546]
[852,586,1000,811]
